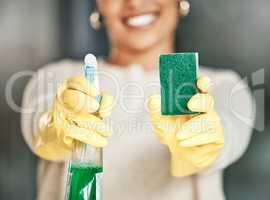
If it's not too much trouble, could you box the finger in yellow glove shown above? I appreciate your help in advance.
[35,76,114,161]
[148,76,224,177]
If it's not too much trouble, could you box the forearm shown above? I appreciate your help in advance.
[201,109,253,175]
[34,121,72,161]
[21,66,55,155]
[21,102,59,155]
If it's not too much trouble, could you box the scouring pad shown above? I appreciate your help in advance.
[159,53,199,115]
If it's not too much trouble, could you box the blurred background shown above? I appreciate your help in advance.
[0,0,269,199]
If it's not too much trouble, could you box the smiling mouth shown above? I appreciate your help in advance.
[123,12,160,29]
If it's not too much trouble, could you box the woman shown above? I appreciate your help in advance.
[21,0,254,199]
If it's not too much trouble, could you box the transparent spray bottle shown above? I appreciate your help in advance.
[65,54,103,200]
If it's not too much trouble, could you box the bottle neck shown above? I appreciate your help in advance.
[71,141,103,167]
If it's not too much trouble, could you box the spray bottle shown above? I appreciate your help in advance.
[65,54,103,200]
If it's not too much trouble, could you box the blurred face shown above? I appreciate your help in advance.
[97,0,179,52]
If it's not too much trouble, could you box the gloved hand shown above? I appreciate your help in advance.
[148,76,224,177]
[35,76,114,161]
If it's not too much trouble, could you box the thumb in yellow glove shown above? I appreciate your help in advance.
[148,76,224,177]
[35,76,114,161]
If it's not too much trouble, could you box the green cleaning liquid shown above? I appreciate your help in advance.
[67,164,103,200]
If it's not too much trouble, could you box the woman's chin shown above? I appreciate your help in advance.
[121,32,160,51]
[126,39,159,52]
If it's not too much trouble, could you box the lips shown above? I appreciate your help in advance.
[123,12,159,28]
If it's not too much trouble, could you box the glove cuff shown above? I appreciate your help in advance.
[171,154,200,177]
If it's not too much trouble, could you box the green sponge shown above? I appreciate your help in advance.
[159,53,199,115]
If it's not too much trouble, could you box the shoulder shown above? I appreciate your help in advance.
[200,66,242,85]
[31,59,83,84]
[37,59,82,75]
[200,66,252,105]
[200,66,251,99]
[23,59,82,95]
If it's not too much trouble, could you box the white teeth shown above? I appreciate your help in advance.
[126,14,156,27]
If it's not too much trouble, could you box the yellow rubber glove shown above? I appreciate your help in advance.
[35,76,114,161]
[148,76,224,177]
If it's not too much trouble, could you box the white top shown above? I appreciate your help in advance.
[21,59,254,200]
